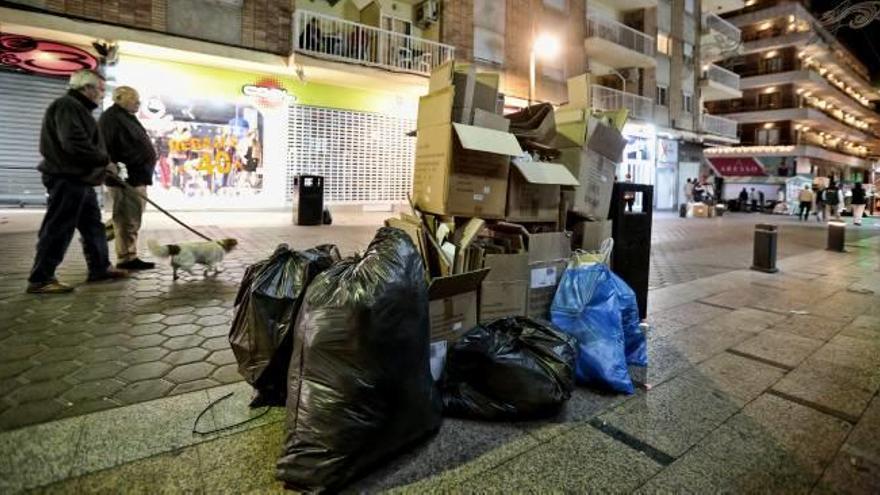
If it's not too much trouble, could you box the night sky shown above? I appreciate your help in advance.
[809,0,880,85]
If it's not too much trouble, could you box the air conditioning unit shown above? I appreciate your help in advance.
[416,0,439,28]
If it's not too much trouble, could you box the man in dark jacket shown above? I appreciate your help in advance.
[99,86,157,270]
[27,69,128,294]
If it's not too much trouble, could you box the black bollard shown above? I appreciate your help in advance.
[826,221,846,252]
[750,224,778,273]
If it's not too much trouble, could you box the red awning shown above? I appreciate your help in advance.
[707,157,767,177]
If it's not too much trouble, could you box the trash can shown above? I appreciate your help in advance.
[715,204,725,217]
[609,183,653,320]
[826,221,846,252]
[750,224,778,273]
[293,175,324,226]
[679,203,688,218]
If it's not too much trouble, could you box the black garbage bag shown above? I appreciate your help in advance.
[442,317,577,420]
[229,243,341,407]
[276,227,442,492]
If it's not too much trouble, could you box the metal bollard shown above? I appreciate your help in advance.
[826,221,846,252]
[679,203,688,218]
[750,224,779,273]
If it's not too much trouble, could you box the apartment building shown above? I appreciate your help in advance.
[702,0,880,198]
[0,0,452,208]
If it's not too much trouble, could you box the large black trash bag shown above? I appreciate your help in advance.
[276,227,442,493]
[442,317,577,420]
[229,243,341,407]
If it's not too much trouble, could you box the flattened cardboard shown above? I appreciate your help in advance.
[506,161,579,223]
[417,86,455,129]
[479,252,529,322]
[588,120,628,163]
[526,260,568,320]
[473,108,510,132]
[452,123,522,156]
[527,232,571,264]
[427,268,490,344]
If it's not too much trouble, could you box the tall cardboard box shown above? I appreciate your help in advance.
[558,148,616,220]
[525,232,572,320]
[506,160,579,223]
[479,253,529,322]
[414,87,523,219]
[427,268,489,380]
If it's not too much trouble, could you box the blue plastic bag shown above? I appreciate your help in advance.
[609,272,648,367]
[550,263,634,394]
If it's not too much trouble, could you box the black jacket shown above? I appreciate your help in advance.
[98,104,157,187]
[37,90,108,182]
[851,187,866,205]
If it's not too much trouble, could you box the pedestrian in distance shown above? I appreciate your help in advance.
[749,187,759,212]
[814,185,826,222]
[684,178,694,204]
[850,182,867,226]
[797,184,813,221]
[738,187,748,212]
[98,86,158,270]
[27,69,128,294]
[824,180,843,222]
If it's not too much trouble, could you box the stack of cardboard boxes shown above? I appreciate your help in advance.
[389,63,628,361]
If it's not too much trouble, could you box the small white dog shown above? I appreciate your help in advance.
[148,238,238,280]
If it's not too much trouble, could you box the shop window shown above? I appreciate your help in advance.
[657,32,672,56]
[756,127,781,145]
[682,91,693,113]
[656,85,668,107]
[758,91,781,109]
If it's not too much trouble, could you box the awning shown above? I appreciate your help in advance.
[707,157,767,177]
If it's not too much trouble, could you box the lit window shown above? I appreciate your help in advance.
[657,32,672,56]
[685,0,695,14]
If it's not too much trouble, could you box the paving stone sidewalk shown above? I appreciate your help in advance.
[2,233,877,494]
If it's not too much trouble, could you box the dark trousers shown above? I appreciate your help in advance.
[751,200,758,212]
[798,201,811,220]
[29,175,110,284]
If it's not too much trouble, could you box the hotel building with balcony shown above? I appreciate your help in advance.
[702,0,880,192]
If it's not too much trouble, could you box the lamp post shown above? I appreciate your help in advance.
[529,33,560,107]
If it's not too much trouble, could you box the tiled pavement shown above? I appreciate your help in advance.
[1,208,879,493]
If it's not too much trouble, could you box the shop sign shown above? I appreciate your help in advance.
[0,33,98,76]
[708,157,767,176]
[242,79,293,109]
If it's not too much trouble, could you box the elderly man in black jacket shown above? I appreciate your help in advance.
[27,69,127,294]
[99,86,157,270]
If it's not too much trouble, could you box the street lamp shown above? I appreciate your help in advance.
[529,33,560,107]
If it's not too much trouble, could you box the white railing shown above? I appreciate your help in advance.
[703,63,740,89]
[702,114,738,139]
[586,11,655,58]
[591,84,654,121]
[703,13,741,43]
[292,10,455,76]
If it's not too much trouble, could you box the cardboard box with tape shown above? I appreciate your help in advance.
[506,159,579,223]
[479,252,529,323]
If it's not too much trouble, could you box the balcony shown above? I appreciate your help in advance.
[292,10,455,77]
[702,113,739,140]
[701,13,741,60]
[584,12,656,69]
[591,85,654,122]
[701,64,742,101]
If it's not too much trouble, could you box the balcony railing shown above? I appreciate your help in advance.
[702,114,738,139]
[591,84,654,121]
[292,10,455,76]
[586,11,655,58]
[702,63,741,89]
[703,13,741,43]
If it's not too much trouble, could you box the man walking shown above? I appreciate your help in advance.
[850,182,867,226]
[797,184,813,221]
[750,187,760,212]
[824,180,843,222]
[27,69,127,294]
[99,86,157,270]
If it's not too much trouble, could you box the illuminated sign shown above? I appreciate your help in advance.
[241,78,294,109]
[0,33,98,76]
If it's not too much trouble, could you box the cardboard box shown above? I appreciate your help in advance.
[692,203,709,217]
[506,160,579,223]
[572,220,612,251]
[479,253,529,322]
[558,148,616,220]
[525,232,572,320]
[427,268,490,345]
[428,60,500,125]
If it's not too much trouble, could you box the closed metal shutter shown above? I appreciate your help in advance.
[0,71,68,205]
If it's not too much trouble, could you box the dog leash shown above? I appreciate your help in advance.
[107,172,214,242]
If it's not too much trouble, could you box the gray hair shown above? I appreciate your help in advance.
[112,86,138,102]
[68,69,104,90]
